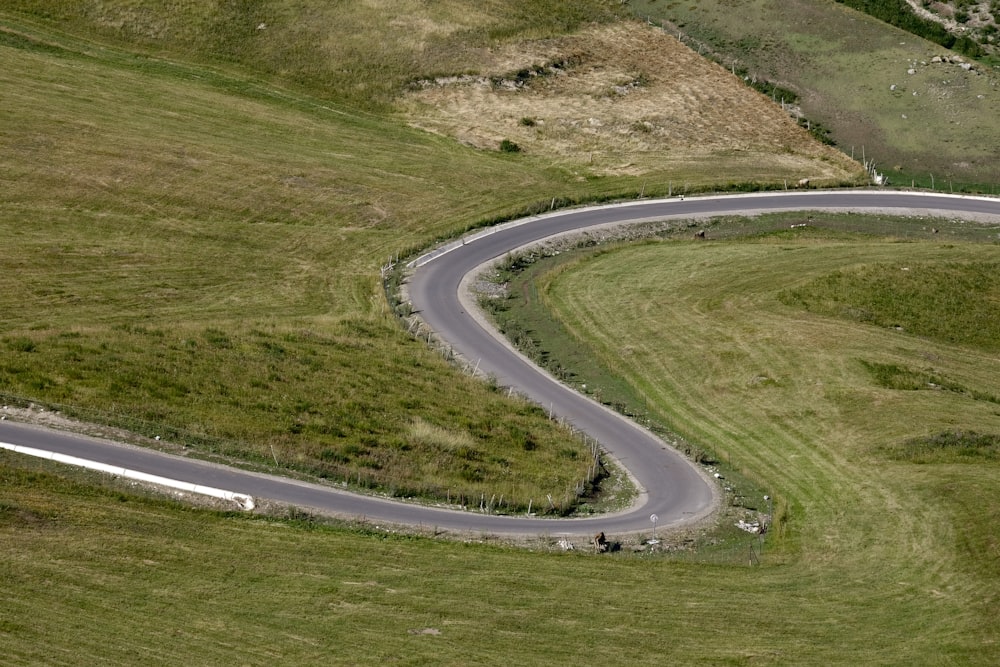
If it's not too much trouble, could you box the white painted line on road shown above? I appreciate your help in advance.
[405,189,999,270]
[0,441,255,510]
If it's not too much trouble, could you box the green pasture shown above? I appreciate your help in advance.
[3,3,999,662]
[5,212,1000,663]
[632,0,1000,189]
[0,7,652,511]
[1,0,625,112]
[0,6,858,510]
[491,214,1000,663]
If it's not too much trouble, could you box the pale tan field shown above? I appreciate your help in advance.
[402,22,863,182]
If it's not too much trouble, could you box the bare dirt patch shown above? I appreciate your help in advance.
[401,21,862,182]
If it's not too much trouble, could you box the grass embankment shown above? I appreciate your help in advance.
[0,12,622,512]
[631,0,1000,189]
[836,0,988,58]
[5,256,997,663]
[490,213,1000,662]
[0,5,859,510]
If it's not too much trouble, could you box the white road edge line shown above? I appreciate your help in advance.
[0,441,255,511]
[406,190,999,269]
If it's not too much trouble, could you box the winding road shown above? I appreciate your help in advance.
[3,190,999,537]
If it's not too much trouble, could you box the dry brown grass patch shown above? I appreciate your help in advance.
[402,22,861,181]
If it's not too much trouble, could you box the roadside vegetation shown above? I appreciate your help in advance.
[0,4,861,512]
[5,212,1000,664]
[3,2,999,662]
[482,212,1000,663]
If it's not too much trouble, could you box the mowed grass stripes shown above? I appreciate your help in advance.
[3,451,998,664]
[529,226,1000,661]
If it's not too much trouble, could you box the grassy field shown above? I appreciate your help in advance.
[630,0,1000,189]
[5,213,1000,664]
[1,0,626,112]
[3,3,998,663]
[490,213,1000,663]
[0,14,614,511]
[0,5,861,510]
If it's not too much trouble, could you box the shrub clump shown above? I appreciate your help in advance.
[500,139,522,153]
[884,430,1000,463]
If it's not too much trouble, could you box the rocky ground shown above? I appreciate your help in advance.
[905,0,999,54]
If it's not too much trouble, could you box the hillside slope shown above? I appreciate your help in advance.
[0,3,862,507]
[632,0,1000,189]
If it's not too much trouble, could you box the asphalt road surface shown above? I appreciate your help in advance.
[4,191,999,537]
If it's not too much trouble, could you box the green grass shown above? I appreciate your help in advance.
[630,0,1000,189]
[885,429,1000,463]
[835,0,985,58]
[481,214,1000,662]
[0,322,595,511]
[2,0,625,112]
[1,10,652,511]
[780,260,1000,349]
[2,4,999,661]
[0,3,868,511]
[6,213,1000,661]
